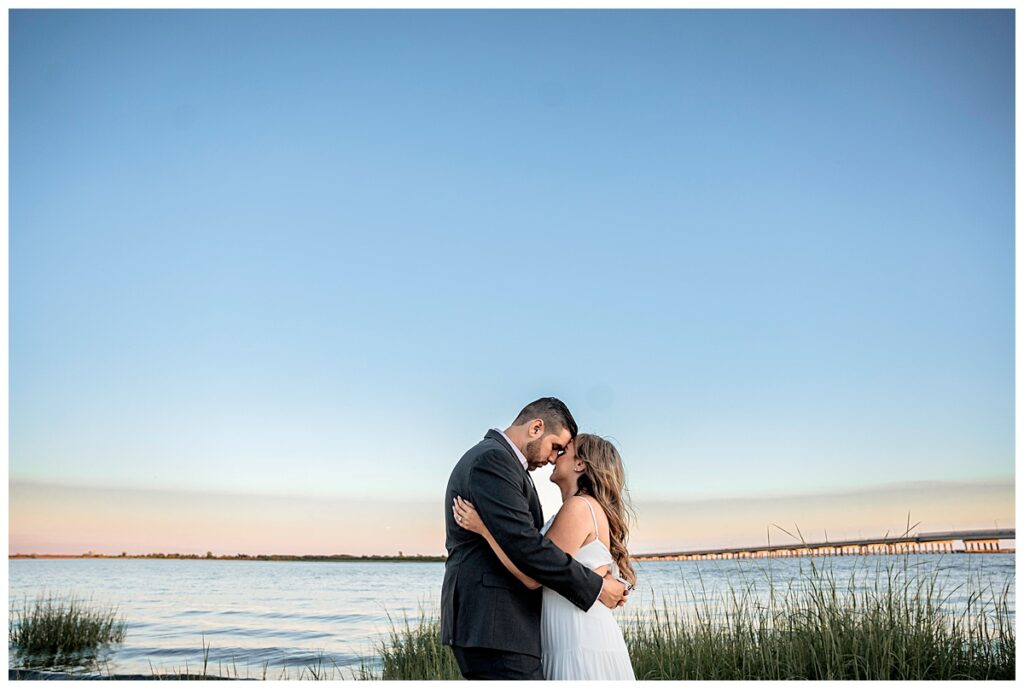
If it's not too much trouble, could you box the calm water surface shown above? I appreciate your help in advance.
[8,555,1015,677]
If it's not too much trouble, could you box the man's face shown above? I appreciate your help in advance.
[524,427,573,470]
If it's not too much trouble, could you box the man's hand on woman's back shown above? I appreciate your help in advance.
[598,574,628,609]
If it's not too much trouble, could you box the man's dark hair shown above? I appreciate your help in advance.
[512,397,578,440]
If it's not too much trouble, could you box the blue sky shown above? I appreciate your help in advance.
[9,10,1014,539]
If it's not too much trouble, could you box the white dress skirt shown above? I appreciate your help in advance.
[539,501,636,680]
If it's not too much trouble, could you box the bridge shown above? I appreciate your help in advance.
[635,528,1015,561]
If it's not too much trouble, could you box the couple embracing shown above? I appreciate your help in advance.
[441,397,636,680]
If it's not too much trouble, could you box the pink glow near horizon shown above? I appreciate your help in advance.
[8,480,1015,557]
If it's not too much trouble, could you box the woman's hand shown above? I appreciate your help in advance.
[452,496,487,536]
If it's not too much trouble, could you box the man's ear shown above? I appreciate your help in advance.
[529,419,544,437]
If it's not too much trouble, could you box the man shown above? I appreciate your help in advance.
[440,397,629,680]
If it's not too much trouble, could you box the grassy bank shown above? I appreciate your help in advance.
[362,557,1015,680]
[623,557,1014,680]
[356,614,463,680]
[8,592,127,670]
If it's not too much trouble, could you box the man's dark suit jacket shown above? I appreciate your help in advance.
[440,430,604,658]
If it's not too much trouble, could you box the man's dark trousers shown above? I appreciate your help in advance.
[451,646,543,680]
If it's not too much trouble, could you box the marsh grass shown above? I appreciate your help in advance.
[8,591,126,669]
[625,555,1014,679]
[362,555,1014,680]
[9,601,349,681]
[356,609,462,680]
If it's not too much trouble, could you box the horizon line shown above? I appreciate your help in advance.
[11,526,1016,561]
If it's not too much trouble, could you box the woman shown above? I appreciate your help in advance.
[452,433,636,680]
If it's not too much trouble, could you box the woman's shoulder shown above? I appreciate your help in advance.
[570,494,610,532]
[553,495,607,523]
[556,494,593,518]
[576,493,608,515]
[548,495,589,528]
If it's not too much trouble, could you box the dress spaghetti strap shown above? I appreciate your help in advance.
[577,496,600,542]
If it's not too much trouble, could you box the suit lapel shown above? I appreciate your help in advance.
[485,429,543,527]
[527,478,543,528]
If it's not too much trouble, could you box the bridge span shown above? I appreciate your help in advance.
[635,528,1015,561]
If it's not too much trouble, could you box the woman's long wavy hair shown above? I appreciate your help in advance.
[573,434,637,587]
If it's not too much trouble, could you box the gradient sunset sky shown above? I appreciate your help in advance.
[9,10,1014,555]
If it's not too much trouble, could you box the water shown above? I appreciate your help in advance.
[8,554,1015,678]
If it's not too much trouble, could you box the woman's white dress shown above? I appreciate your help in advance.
[539,499,635,680]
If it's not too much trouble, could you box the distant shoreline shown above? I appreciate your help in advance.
[9,551,1014,563]
[8,553,446,562]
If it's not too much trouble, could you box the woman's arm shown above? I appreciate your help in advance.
[464,455,609,611]
[452,497,540,590]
